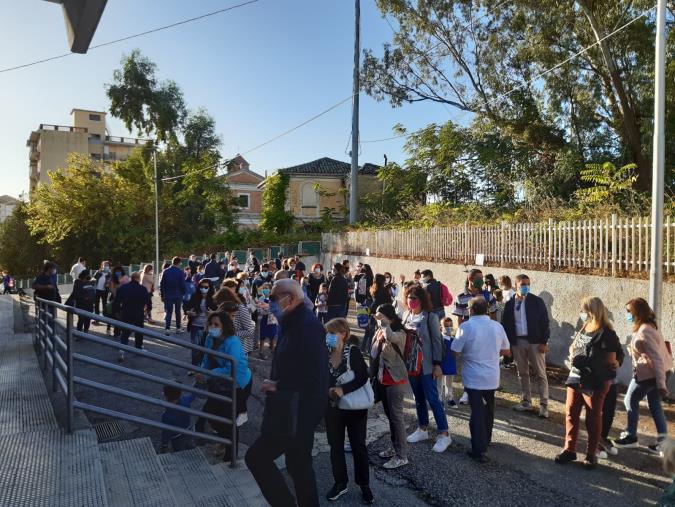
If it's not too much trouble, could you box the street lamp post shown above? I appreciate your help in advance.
[153,147,160,285]
[648,0,666,320]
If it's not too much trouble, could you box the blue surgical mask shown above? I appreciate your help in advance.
[261,271,268,277]
[261,288,270,296]
[103,267,110,273]
[315,268,321,274]
[625,312,634,323]
[238,287,246,295]
[200,287,209,294]
[269,299,285,319]
[207,327,220,337]
[326,333,338,349]
[519,285,530,296]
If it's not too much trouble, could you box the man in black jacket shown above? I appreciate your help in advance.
[246,279,328,507]
[114,271,151,362]
[501,274,550,418]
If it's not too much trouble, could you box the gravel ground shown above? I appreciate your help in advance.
[24,290,674,506]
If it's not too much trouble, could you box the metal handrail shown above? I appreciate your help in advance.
[33,297,239,467]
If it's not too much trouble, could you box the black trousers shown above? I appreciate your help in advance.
[198,379,252,461]
[325,405,369,487]
[601,383,618,440]
[246,429,319,507]
[94,290,107,315]
[120,318,144,348]
[466,388,495,456]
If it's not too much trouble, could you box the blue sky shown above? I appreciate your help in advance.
[0,0,456,199]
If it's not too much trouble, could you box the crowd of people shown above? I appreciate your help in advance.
[32,252,674,507]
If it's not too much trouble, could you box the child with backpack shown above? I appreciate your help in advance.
[440,317,458,408]
[160,385,196,453]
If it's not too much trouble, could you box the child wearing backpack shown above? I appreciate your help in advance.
[70,269,96,333]
[440,317,458,408]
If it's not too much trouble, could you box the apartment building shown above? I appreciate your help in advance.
[0,195,19,223]
[27,109,146,194]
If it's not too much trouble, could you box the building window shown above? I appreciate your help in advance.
[89,114,101,121]
[236,193,250,209]
[301,182,318,208]
[91,153,102,161]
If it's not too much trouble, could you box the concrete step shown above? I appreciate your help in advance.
[158,447,243,507]
[0,428,108,506]
[209,462,268,507]
[99,437,177,507]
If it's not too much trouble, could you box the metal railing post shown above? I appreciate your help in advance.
[230,357,238,468]
[66,311,74,433]
[51,313,58,392]
[611,213,618,277]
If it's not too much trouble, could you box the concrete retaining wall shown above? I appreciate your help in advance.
[321,253,675,389]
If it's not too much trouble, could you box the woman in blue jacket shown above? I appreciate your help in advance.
[195,311,252,462]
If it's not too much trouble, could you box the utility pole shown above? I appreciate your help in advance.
[153,146,160,286]
[648,0,666,320]
[349,0,360,224]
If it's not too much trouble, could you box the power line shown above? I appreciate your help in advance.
[0,0,259,74]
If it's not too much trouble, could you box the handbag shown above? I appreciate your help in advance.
[261,390,300,439]
[337,346,374,410]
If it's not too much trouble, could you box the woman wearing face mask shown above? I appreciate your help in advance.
[361,274,393,354]
[215,284,256,354]
[324,318,374,504]
[354,264,374,306]
[307,263,326,306]
[403,285,452,454]
[92,261,111,325]
[555,297,621,469]
[371,304,409,469]
[140,263,155,324]
[185,279,217,368]
[614,298,672,454]
[194,312,252,461]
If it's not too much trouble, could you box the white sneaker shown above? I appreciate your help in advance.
[597,450,608,460]
[432,434,452,453]
[383,457,409,469]
[538,406,549,419]
[406,428,429,443]
[378,448,395,459]
[236,412,248,427]
[459,392,469,405]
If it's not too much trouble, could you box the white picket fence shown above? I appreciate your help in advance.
[322,215,675,276]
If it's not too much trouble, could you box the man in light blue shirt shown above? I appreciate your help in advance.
[452,297,511,463]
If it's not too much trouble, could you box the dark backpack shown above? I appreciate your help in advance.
[82,284,96,307]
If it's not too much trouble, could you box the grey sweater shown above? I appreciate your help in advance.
[403,310,443,375]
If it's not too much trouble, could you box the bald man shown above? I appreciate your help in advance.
[246,278,328,507]
[113,271,151,361]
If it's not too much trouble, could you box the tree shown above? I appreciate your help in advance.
[363,0,673,192]
[0,202,48,278]
[260,173,294,233]
[106,49,187,143]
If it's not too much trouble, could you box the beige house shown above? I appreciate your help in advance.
[261,157,381,222]
[0,195,20,223]
[223,155,264,228]
[27,108,146,194]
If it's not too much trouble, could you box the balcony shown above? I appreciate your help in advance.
[105,135,147,145]
[39,124,88,133]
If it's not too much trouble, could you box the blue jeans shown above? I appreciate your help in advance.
[465,388,495,456]
[431,309,446,320]
[409,373,448,432]
[624,378,668,437]
[190,326,205,366]
[163,297,182,331]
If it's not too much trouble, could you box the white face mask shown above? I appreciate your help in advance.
[579,312,588,322]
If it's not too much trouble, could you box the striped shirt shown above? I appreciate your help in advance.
[452,289,497,321]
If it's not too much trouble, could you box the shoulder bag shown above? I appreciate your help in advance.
[337,345,374,410]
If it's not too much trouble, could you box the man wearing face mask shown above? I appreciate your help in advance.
[33,261,61,316]
[452,269,497,324]
[246,279,328,507]
[501,274,551,418]
[251,263,272,298]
